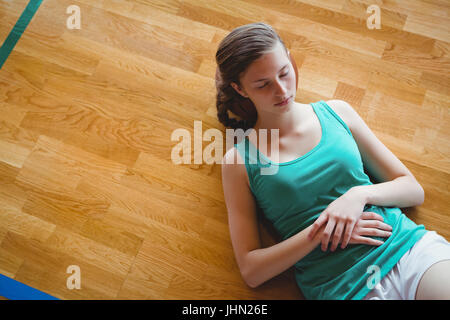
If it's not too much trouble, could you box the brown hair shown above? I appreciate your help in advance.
[215,22,288,131]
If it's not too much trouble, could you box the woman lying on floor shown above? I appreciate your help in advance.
[216,22,450,300]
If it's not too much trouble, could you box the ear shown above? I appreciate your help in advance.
[230,82,249,98]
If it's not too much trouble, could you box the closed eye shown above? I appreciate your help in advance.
[257,71,289,89]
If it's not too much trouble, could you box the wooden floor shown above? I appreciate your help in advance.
[0,0,448,300]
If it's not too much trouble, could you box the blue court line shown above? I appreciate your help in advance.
[0,0,57,300]
[0,274,59,300]
[0,0,44,69]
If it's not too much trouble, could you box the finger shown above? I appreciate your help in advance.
[360,228,392,238]
[340,222,352,249]
[308,214,328,240]
[363,220,393,232]
[341,219,357,249]
[352,235,384,246]
[361,211,384,222]
[321,219,336,251]
[330,221,344,252]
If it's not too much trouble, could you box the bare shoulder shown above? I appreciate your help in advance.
[325,99,417,184]
[325,99,356,132]
[222,147,250,188]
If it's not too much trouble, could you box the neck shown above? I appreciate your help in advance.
[253,102,306,137]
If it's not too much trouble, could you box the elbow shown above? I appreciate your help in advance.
[244,275,261,289]
[417,183,425,206]
[405,175,425,206]
[242,266,260,289]
[244,278,258,289]
[240,259,262,289]
[410,177,425,206]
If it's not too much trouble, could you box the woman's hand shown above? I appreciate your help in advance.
[308,188,378,251]
[345,211,392,246]
[310,211,393,250]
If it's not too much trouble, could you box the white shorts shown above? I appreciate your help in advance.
[363,231,450,300]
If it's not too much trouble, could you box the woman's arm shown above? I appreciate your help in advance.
[246,211,391,288]
[350,175,424,208]
[222,148,390,288]
[308,175,424,253]
[244,224,324,288]
[222,148,324,288]
[326,100,425,208]
[309,100,425,251]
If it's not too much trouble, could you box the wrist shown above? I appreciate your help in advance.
[308,224,325,243]
[350,185,369,205]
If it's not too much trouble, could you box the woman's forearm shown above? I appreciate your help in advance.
[244,224,323,288]
[243,176,423,288]
[351,175,425,208]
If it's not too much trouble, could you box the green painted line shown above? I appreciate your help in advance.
[0,0,44,69]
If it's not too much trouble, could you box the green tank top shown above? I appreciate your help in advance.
[234,100,427,300]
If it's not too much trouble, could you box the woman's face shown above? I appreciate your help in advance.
[231,41,296,114]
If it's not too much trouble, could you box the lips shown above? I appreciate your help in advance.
[275,96,291,106]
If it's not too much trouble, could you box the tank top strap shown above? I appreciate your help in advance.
[314,100,353,138]
[234,100,353,168]
[234,135,270,167]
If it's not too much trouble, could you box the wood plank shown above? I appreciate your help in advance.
[403,12,450,42]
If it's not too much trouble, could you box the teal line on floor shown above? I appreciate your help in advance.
[0,0,44,69]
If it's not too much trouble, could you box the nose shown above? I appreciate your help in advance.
[274,77,287,96]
